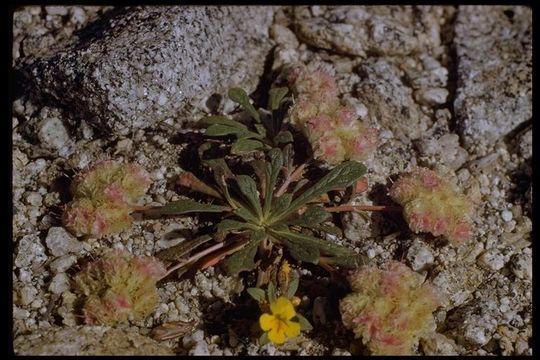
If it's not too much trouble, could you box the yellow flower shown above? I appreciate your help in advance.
[281,260,291,275]
[259,296,301,344]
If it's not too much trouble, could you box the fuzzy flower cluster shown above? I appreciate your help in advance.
[340,261,440,355]
[74,249,166,326]
[286,64,378,165]
[63,161,151,238]
[388,167,474,244]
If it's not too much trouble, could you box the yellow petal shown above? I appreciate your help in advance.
[271,297,296,320]
[259,313,276,331]
[284,320,301,338]
[281,261,291,274]
[268,327,286,345]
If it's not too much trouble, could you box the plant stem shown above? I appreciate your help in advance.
[161,242,225,279]
[324,204,402,213]
[275,162,307,197]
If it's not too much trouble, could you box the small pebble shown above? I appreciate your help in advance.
[45,227,84,257]
[49,255,77,273]
[49,273,71,294]
[510,253,532,280]
[501,210,513,222]
[477,249,505,271]
[19,285,38,306]
[407,239,434,271]
[191,330,205,342]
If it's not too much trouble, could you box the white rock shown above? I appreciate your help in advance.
[190,341,210,356]
[38,117,73,154]
[49,255,77,273]
[18,269,33,283]
[463,319,496,346]
[15,234,47,268]
[70,7,87,24]
[49,273,71,294]
[31,299,43,309]
[24,192,43,207]
[45,6,68,16]
[45,227,84,257]
[406,239,434,271]
[501,210,513,222]
[270,24,299,48]
[191,330,204,342]
[515,338,529,355]
[13,306,30,320]
[477,249,505,271]
[415,87,449,105]
[19,285,38,306]
[510,253,532,280]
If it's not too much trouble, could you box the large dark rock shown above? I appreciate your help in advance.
[17,6,275,135]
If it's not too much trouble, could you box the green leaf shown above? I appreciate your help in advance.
[272,161,367,222]
[155,234,213,262]
[295,313,313,331]
[205,158,234,178]
[236,130,265,140]
[200,115,248,130]
[228,88,261,122]
[267,282,277,303]
[217,219,256,233]
[143,199,230,217]
[268,87,289,111]
[287,206,331,227]
[280,237,320,264]
[215,219,257,240]
[269,193,292,220]
[287,277,299,299]
[291,179,309,194]
[274,130,293,144]
[205,158,235,207]
[205,124,246,136]
[250,160,267,194]
[234,207,260,224]
[197,142,212,159]
[221,237,261,275]
[247,287,266,302]
[263,148,284,215]
[250,228,266,243]
[316,223,343,237]
[254,123,267,137]
[259,332,269,346]
[271,228,353,258]
[325,254,366,268]
[231,138,264,155]
[236,175,263,218]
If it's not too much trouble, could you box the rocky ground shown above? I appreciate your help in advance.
[12,5,532,355]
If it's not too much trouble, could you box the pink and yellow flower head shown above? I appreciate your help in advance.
[74,249,166,326]
[340,261,441,355]
[63,161,151,238]
[388,167,474,244]
[286,63,378,165]
[259,296,301,344]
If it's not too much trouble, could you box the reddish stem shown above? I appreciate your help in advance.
[324,204,402,213]
[276,163,308,197]
[161,242,224,279]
